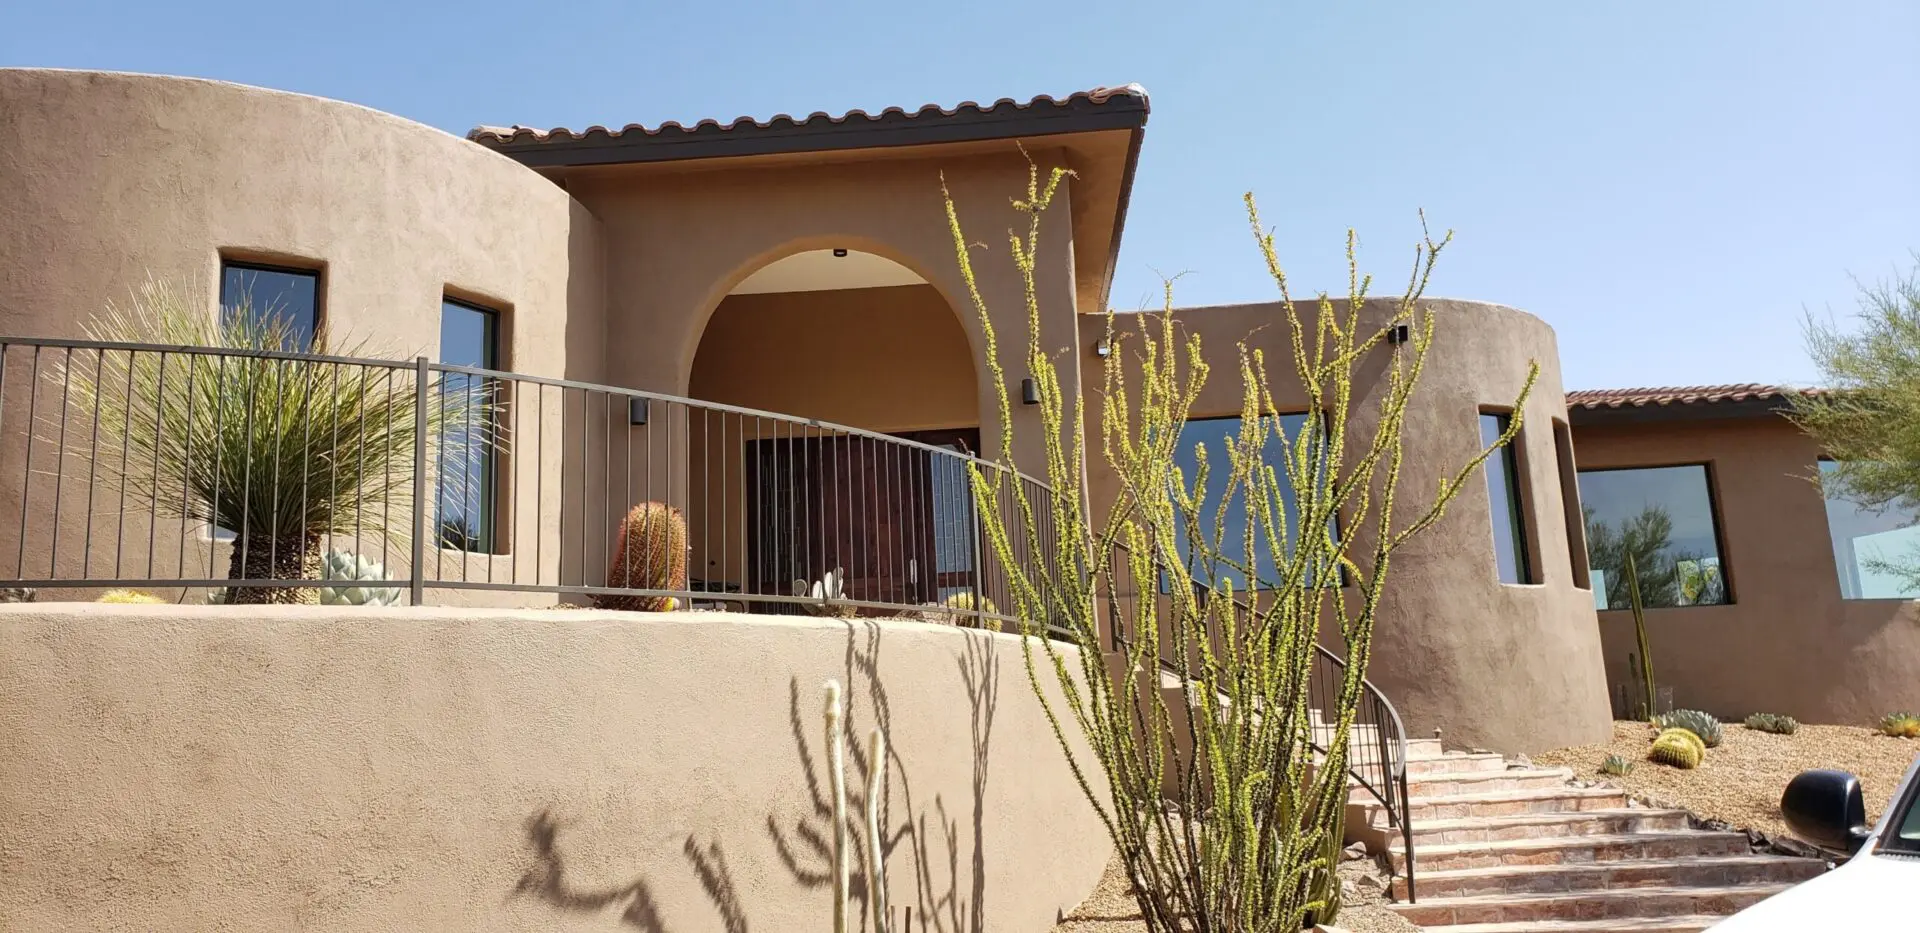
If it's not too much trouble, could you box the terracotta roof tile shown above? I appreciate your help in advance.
[467,84,1150,147]
[1564,383,1817,410]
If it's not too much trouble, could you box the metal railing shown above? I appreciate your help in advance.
[1100,542,1417,902]
[0,337,1062,628]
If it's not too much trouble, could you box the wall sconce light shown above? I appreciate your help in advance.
[1021,378,1039,405]
[1095,337,1112,358]
[628,397,649,426]
[1385,323,1410,346]
[832,248,849,258]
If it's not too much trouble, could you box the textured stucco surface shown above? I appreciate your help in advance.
[1081,298,1615,753]
[1573,415,1920,724]
[0,605,1111,932]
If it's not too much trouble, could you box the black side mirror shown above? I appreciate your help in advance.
[1782,769,1872,855]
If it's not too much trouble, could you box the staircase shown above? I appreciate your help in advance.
[1343,739,1827,932]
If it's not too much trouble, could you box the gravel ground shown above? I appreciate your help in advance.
[1051,855,1417,933]
[1536,720,1920,841]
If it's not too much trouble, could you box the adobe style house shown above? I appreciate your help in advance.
[1,69,1913,744]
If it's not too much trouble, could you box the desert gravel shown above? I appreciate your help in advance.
[1536,719,1920,841]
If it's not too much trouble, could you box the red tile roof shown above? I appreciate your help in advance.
[1565,384,1816,410]
[467,84,1150,148]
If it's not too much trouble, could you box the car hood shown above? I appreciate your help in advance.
[1709,850,1911,929]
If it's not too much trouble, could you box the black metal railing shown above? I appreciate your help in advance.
[1100,542,1417,902]
[0,337,1064,629]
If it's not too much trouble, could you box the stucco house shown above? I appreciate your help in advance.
[0,67,1913,932]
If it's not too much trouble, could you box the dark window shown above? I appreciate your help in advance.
[1481,413,1534,585]
[1170,413,1341,593]
[219,262,320,350]
[1577,464,1730,610]
[1553,419,1590,589]
[1818,459,1920,599]
[437,298,501,553]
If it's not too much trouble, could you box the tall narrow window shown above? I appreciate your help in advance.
[1480,412,1534,584]
[1170,413,1342,593]
[438,297,501,553]
[1819,460,1920,599]
[1553,419,1590,589]
[219,261,320,350]
[1576,464,1730,609]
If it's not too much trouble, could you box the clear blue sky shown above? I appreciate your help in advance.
[6,1,1914,390]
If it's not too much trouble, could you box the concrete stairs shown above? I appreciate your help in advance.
[1337,739,1826,933]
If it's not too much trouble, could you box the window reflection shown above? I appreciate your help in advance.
[1819,460,1920,599]
[219,263,319,350]
[1577,465,1729,610]
[1170,413,1340,592]
[438,299,500,553]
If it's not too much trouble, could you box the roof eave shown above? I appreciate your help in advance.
[1567,396,1793,427]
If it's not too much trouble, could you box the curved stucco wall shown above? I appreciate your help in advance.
[0,606,1110,932]
[0,69,606,601]
[1083,298,1613,752]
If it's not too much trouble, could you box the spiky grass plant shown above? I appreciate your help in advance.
[943,163,1535,932]
[53,280,482,603]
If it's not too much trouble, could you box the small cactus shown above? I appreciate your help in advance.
[597,502,688,612]
[1648,728,1704,769]
[96,589,165,604]
[1655,709,1723,748]
[794,568,857,619]
[1878,711,1920,738]
[1599,754,1635,776]
[1744,712,1799,735]
[941,591,999,629]
[318,550,401,606]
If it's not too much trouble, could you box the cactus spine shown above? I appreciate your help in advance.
[597,502,687,612]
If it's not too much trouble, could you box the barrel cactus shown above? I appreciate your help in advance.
[1878,711,1920,738]
[318,550,401,606]
[941,591,999,629]
[1655,709,1723,748]
[597,502,687,612]
[1744,712,1799,735]
[97,589,165,604]
[1648,727,1705,768]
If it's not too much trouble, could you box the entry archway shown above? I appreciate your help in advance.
[685,248,983,610]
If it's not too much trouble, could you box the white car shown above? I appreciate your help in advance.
[1710,753,1920,929]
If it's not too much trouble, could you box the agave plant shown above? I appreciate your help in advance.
[53,280,486,603]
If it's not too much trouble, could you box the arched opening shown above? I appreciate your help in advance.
[684,249,982,609]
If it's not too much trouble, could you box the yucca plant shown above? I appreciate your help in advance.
[944,164,1535,931]
[53,280,482,603]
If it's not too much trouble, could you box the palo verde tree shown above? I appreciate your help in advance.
[1789,258,1920,589]
[943,162,1535,932]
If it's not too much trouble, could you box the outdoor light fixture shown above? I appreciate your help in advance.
[832,248,849,258]
[629,397,649,426]
[1095,337,1112,358]
[1386,323,1410,346]
[1021,378,1039,405]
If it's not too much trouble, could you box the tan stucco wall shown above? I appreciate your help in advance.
[1572,415,1920,724]
[0,69,605,602]
[0,605,1111,932]
[1083,299,1614,752]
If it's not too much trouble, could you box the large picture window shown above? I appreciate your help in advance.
[1480,413,1534,585]
[219,261,319,350]
[437,298,502,553]
[1819,460,1920,599]
[1170,413,1341,593]
[1577,464,1730,610]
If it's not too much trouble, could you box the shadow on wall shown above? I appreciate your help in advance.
[513,620,1000,932]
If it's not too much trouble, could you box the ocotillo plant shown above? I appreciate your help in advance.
[943,162,1534,932]
[1626,552,1657,721]
[823,678,890,933]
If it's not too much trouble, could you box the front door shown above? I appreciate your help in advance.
[746,428,981,610]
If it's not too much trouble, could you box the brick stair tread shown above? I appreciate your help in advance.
[1356,765,1574,787]
[1390,829,1748,857]
[1378,785,1625,809]
[1410,854,1822,884]
[1399,881,1793,908]
[1403,807,1689,834]
[1421,914,1741,933]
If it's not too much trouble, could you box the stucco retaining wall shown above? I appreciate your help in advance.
[0,606,1110,932]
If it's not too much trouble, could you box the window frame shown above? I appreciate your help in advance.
[1552,418,1591,590]
[1575,460,1736,610]
[1479,408,1540,586]
[1160,410,1349,595]
[1814,456,1920,601]
[436,294,508,556]
[216,258,325,350]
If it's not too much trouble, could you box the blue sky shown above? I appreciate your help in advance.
[5,1,1914,390]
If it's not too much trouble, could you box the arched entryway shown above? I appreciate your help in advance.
[684,249,982,609]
